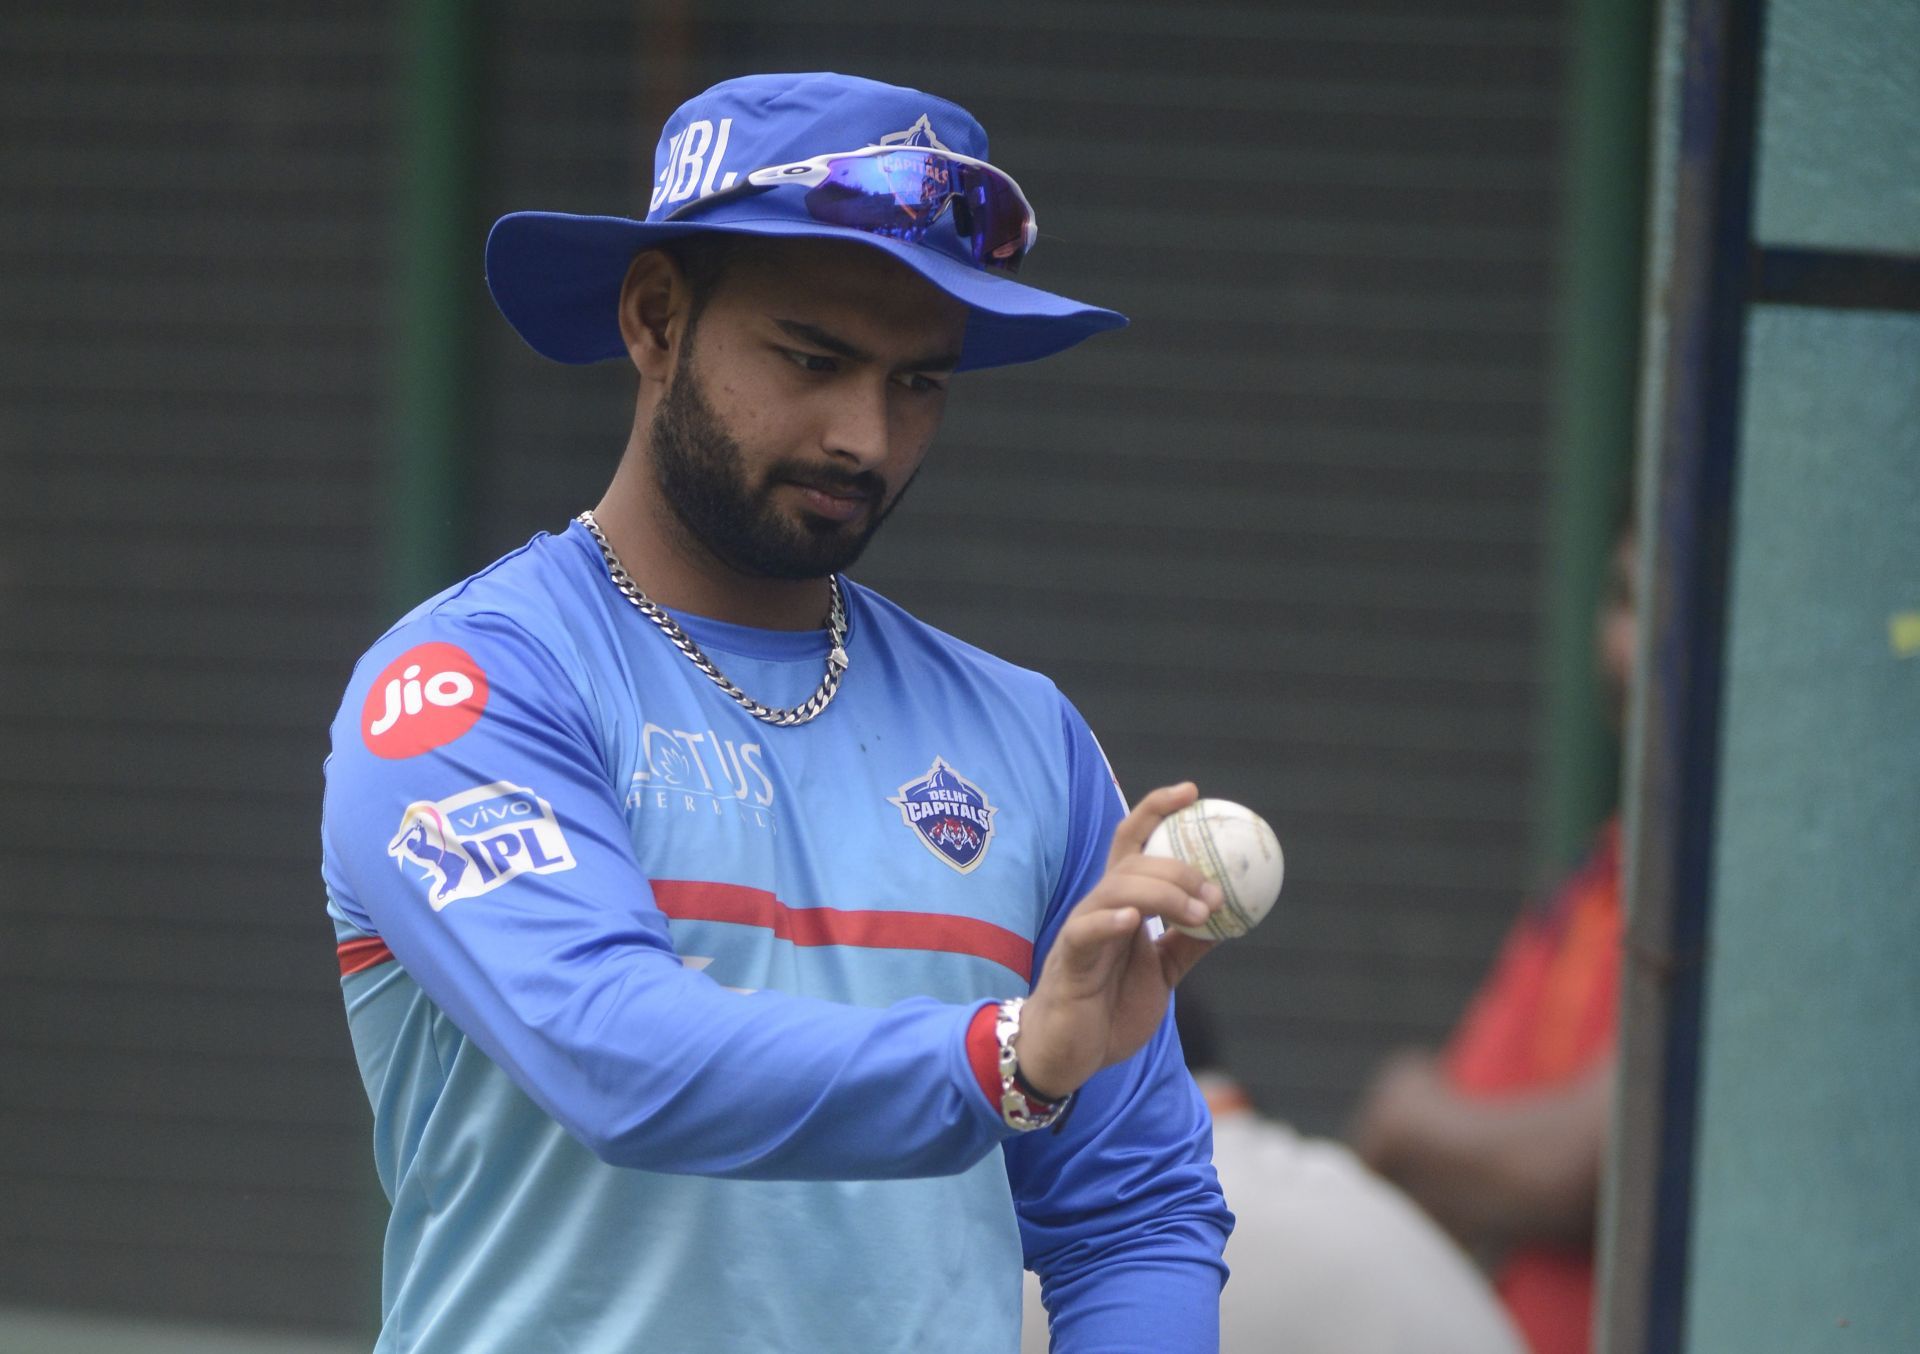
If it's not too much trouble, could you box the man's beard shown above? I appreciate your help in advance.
[648,354,912,581]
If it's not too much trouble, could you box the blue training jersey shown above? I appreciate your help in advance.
[320,520,1229,1353]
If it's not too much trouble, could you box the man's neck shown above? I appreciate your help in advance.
[590,457,834,632]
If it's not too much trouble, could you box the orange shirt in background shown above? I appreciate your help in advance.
[1442,818,1624,1354]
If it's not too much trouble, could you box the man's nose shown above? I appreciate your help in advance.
[820,379,891,468]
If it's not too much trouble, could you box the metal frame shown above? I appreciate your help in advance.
[1603,0,1764,1348]
[1752,245,1920,312]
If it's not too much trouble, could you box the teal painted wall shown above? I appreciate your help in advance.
[1681,306,1920,1351]
[1674,0,1920,1348]
[1752,0,1920,254]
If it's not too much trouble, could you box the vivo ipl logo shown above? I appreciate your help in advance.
[890,758,997,874]
[387,781,576,909]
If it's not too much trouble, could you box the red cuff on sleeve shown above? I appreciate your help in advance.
[966,1001,1002,1111]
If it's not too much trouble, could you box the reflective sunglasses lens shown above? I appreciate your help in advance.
[802,152,1028,272]
[955,166,1028,273]
[806,152,950,234]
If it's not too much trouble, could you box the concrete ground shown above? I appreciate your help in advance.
[0,1307,362,1354]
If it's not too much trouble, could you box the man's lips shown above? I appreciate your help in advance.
[784,480,876,523]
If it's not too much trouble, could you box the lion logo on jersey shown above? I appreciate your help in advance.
[890,758,997,873]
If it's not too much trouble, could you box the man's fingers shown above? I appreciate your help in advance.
[1049,904,1142,983]
[1154,930,1216,986]
[1109,854,1215,902]
[1063,877,1208,953]
[1106,781,1200,867]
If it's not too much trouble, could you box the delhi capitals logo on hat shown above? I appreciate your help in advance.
[878,114,950,151]
[891,758,997,873]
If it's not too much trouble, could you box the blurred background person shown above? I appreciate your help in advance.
[1352,522,1637,1354]
[1024,997,1525,1354]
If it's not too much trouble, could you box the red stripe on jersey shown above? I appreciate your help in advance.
[337,935,395,976]
[651,879,1033,981]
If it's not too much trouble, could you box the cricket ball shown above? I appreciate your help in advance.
[1144,799,1285,940]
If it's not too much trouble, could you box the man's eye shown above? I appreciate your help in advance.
[898,373,948,395]
[785,350,837,373]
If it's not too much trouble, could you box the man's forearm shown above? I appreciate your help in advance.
[1358,1055,1613,1249]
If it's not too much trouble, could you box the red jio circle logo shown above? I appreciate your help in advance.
[361,642,490,759]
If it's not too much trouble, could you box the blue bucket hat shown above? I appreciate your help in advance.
[485,72,1126,372]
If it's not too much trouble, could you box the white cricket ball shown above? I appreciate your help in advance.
[1144,799,1285,940]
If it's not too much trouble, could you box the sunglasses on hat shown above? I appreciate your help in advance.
[663,145,1038,274]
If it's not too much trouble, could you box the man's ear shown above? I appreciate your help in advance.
[618,249,689,383]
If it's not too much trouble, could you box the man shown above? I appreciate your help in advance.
[321,72,1231,1353]
[1023,1000,1526,1354]
[1353,525,1637,1354]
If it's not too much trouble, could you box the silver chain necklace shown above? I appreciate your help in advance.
[576,510,850,727]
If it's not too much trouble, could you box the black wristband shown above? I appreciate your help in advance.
[1012,1065,1068,1107]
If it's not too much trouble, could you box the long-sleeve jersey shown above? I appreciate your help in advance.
[320,520,1230,1353]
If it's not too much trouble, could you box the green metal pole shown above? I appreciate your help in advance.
[386,0,480,617]
[1537,0,1656,872]
[361,0,482,1329]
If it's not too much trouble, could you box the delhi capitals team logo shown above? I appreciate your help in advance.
[878,113,951,151]
[891,758,997,873]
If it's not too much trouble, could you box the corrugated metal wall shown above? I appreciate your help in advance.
[467,5,652,567]
[0,0,1564,1334]
[0,1,388,1331]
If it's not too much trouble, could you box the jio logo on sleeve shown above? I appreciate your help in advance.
[361,641,490,759]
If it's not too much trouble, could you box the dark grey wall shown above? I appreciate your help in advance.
[0,0,390,1333]
[0,0,1566,1335]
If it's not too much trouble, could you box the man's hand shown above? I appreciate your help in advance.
[1351,1047,1447,1174]
[1013,782,1223,1100]
[1352,1048,1614,1249]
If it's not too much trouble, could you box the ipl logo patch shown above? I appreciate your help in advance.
[891,758,997,874]
[387,781,576,909]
